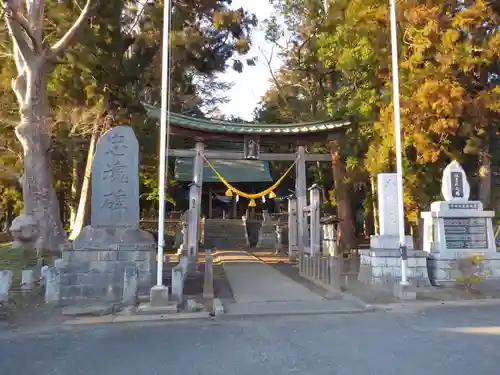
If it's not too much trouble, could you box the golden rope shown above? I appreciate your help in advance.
[201,154,297,200]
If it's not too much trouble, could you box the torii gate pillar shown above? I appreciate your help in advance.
[186,141,204,271]
[296,145,308,252]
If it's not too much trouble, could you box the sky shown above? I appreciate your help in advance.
[217,0,283,121]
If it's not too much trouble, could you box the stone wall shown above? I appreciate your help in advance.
[56,259,139,306]
[63,244,154,294]
[428,252,500,286]
[358,249,430,286]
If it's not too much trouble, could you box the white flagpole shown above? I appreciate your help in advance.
[156,0,172,286]
[389,0,409,285]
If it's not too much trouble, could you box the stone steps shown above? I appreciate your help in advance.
[204,219,248,249]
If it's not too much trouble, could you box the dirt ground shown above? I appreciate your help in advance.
[0,287,68,332]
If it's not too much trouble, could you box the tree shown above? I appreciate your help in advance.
[2,0,94,248]
[256,0,500,246]
[0,0,258,243]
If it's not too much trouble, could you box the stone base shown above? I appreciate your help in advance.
[257,222,277,249]
[358,249,430,286]
[393,283,417,300]
[150,285,170,307]
[427,252,500,286]
[69,226,156,291]
[136,301,178,314]
[370,235,414,250]
[55,260,139,307]
[213,298,224,315]
[57,226,155,306]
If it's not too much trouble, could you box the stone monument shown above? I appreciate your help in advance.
[370,173,414,250]
[257,210,278,249]
[60,126,155,306]
[422,161,500,285]
[358,173,429,286]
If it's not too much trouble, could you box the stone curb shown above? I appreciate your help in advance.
[63,311,211,326]
[339,292,375,311]
[370,297,500,311]
[63,297,226,326]
[63,301,374,326]
[221,307,374,319]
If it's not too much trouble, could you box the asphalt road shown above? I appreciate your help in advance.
[1,305,500,375]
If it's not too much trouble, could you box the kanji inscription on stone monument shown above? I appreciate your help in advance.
[101,189,128,211]
[91,126,140,228]
[103,160,129,183]
[105,132,129,157]
[441,160,470,202]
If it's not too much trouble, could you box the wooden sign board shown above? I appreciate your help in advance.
[244,136,260,159]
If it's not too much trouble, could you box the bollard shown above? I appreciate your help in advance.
[40,265,49,287]
[329,256,339,287]
[0,270,13,302]
[203,249,214,299]
[322,257,328,283]
[21,269,34,294]
[45,267,60,304]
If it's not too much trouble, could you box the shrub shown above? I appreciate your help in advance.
[455,253,485,292]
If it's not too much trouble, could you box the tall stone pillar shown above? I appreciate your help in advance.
[309,184,321,254]
[295,146,307,251]
[187,142,204,269]
[288,196,298,260]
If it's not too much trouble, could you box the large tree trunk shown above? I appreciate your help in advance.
[329,140,356,252]
[14,59,67,249]
[4,0,94,249]
[6,200,14,231]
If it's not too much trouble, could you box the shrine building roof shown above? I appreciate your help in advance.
[143,103,351,135]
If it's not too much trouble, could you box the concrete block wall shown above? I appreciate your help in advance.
[428,252,500,286]
[358,249,430,286]
[62,246,154,291]
[56,259,139,306]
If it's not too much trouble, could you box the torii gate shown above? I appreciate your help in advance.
[143,104,351,267]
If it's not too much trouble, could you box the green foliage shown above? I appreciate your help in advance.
[256,0,500,226]
[0,0,258,227]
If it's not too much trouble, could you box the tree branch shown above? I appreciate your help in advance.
[48,0,94,58]
[121,43,160,86]
[3,3,34,63]
[258,45,288,106]
[11,10,41,52]
[23,0,44,51]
